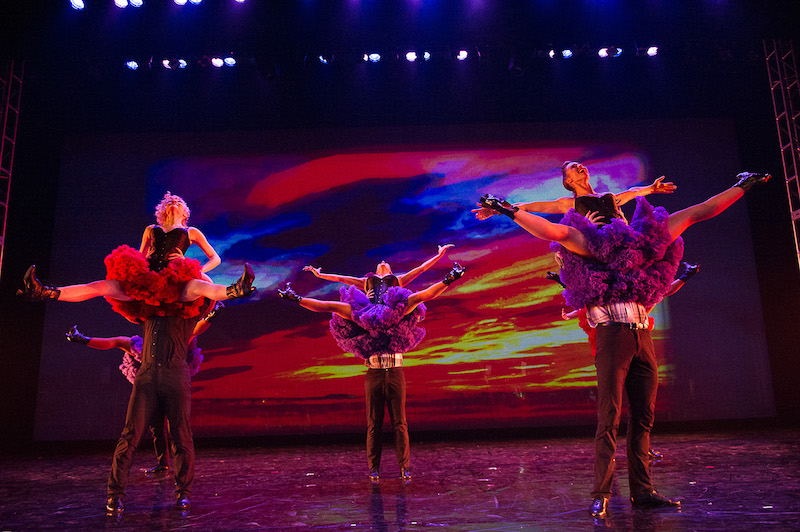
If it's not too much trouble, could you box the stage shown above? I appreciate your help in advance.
[1,427,798,531]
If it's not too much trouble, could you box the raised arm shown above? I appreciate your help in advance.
[473,197,574,220]
[187,227,221,273]
[613,176,676,207]
[397,244,454,287]
[303,266,367,291]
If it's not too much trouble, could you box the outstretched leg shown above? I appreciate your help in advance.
[667,172,770,241]
[180,263,256,302]
[278,282,352,320]
[17,265,132,301]
[403,262,467,315]
[480,195,591,257]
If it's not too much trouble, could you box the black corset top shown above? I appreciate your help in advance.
[365,274,400,304]
[574,194,626,225]
[148,226,191,272]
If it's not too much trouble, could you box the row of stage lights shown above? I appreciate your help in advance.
[70,0,244,9]
[124,46,658,71]
[126,55,236,70]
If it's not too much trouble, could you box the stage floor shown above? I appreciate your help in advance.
[1,428,799,531]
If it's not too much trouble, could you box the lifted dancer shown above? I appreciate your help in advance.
[18,192,255,320]
[479,168,768,519]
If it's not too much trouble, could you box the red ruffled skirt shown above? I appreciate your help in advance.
[104,245,205,322]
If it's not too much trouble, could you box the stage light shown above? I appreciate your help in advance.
[598,47,610,58]
[211,57,224,67]
[406,51,418,62]
[189,0,202,4]
[174,0,187,4]
[456,50,468,61]
[318,55,331,64]
[70,0,85,9]
[647,46,658,57]
[548,49,556,59]
[125,60,139,70]
[224,56,236,67]
[364,53,381,63]
[562,49,573,59]
[115,0,128,7]
[178,59,188,68]
[423,51,431,61]
[162,59,172,69]
[130,0,143,6]
[613,47,623,58]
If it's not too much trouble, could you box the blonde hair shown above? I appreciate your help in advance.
[155,192,190,227]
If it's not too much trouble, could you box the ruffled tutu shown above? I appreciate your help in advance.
[329,285,427,360]
[551,197,684,310]
[104,245,205,322]
[119,334,203,383]
[119,335,144,384]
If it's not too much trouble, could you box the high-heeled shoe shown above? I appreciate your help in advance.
[16,265,61,301]
[734,172,771,191]
[442,262,466,285]
[546,271,566,288]
[479,194,519,219]
[226,263,256,299]
[278,282,303,302]
[65,325,92,345]
[677,262,699,283]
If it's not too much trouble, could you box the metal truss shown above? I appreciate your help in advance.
[0,59,24,282]
[765,40,800,270]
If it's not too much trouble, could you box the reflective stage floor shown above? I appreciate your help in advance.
[1,428,799,531]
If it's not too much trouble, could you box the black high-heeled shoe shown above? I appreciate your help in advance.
[677,262,700,283]
[226,263,256,299]
[546,271,566,288]
[65,325,92,344]
[734,172,771,191]
[442,262,466,286]
[16,265,61,301]
[277,282,303,302]
[479,194,519,219]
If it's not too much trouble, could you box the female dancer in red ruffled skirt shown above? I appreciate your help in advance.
[18,193,254,320]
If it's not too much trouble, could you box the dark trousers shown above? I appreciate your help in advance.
[592,325,658,498]
[365,367,410,472]
[151,415,171,469]
[107,366,195,498]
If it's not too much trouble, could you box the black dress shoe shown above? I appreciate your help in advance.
[145,464,169,475]
[176,494,190,511]
[648,448,663,460]
[631,490,680,508]
[590,495,609,518]
[106,496,123,514]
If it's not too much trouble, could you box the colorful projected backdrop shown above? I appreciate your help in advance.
[37,122,772,442]
[145,148,668,435]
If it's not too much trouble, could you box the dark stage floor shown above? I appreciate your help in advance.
[1,428,799,531]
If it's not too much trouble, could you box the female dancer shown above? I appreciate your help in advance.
[18,193,254,320]
[302,244,454,292]
[279,260,465,482]
[474,161,676,225]
[64,302,220,474]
